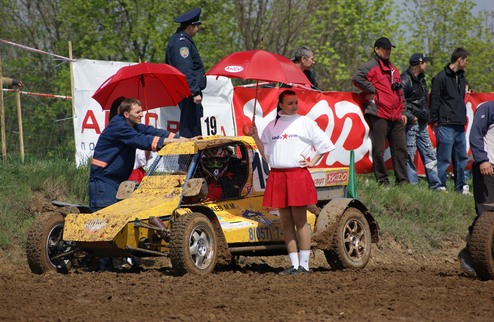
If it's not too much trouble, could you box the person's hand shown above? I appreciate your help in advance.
[247,123,258,138]
[12,79,23,88]
[429,122,438,135]
[299,154,310,167]
[401,114,407,125]
[479,161,494,176]
[193,95,202,104]
[364,93,375,102]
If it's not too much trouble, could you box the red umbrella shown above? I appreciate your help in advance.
[206,50,310,124]
[206,49,309,84]
[92,62,191,110]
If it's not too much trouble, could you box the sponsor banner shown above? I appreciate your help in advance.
[232,86,494,174]
[73,59,494,174]
[311,168,349,187]
[72,59,233,166]
[325,169,349,186]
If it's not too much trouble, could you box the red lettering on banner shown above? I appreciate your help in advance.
[167,121,180,133]
[104,111,110,127]
[326,171,348,185]
[313,177,326,186]
[81,110,102,134]
[144,112,158,127]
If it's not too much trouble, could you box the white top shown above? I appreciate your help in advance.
[261,113,335,168]
[134,149,150,169]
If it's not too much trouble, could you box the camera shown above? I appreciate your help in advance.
[391,82,403,91]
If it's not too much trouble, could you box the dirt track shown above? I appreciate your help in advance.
[1,242,493,322]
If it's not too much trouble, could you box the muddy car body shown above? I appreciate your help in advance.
[27,136,379,275]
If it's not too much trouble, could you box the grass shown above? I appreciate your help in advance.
[357,173,474,252]
[0,158,476,259]
[0,157,90,248]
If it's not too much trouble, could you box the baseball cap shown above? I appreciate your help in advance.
[409,53,432,66]
[374,37,395,49]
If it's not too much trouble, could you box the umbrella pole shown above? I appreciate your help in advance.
[242,80,260,135]
[252,80,259,123]
[140,74,149,110]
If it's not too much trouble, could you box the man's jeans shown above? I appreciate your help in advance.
[436,125,468,191]
[406,122,442,189]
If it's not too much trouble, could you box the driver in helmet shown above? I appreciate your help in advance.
[192,146,244,202]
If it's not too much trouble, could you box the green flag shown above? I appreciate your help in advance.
[345,150,358,199]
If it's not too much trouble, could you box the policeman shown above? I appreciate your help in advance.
[165,8,206,138]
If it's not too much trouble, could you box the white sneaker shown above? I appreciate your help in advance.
[462,185,472,195]
[113,257,133,270]
[435,186,447,192]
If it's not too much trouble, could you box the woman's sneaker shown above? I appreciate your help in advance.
[293,266,309,274]
[279,266,298,275]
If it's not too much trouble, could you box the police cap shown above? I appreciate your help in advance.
[174,8,202,26]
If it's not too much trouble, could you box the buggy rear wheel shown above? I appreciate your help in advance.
[170,213,217,275]
[26,213,73,274]
[324,207,371,270]
[470,211,494,280]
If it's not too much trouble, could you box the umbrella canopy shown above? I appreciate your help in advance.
[206,49,310,85]
[92,62,191,110]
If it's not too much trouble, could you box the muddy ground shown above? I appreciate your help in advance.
[1,235,493,322]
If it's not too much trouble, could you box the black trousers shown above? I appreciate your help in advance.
[179,97,203,138]
[367,115,409,185]
[472,162,494,217]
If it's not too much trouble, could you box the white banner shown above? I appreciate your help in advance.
[72,59,234,166]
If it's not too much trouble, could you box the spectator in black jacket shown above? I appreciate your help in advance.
[401,53,442,191]
[430,47,470,194]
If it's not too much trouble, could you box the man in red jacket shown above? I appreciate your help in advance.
[352,37,408,186]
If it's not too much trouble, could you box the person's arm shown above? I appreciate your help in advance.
[247,123,266,161]
[170,39,202,99]
[429,76,441,124]
[401,73,417,123]
[2,77,23,89]
[351,60,376,95]
[469,104,494,176]
[300,118,335,168]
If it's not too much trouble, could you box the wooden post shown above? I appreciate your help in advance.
[16,90,24,162]
[68,41,75,118]
[0,53,6,161]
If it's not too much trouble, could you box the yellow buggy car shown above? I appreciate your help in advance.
[26,136,379,275]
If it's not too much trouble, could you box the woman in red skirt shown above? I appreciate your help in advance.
[249,89,334,274]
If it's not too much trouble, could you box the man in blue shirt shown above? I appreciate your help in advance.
[89,98,185,211]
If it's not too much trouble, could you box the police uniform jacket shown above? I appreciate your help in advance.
[165,29,206,97]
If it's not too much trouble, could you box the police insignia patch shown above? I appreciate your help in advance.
[180,47,190,58]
